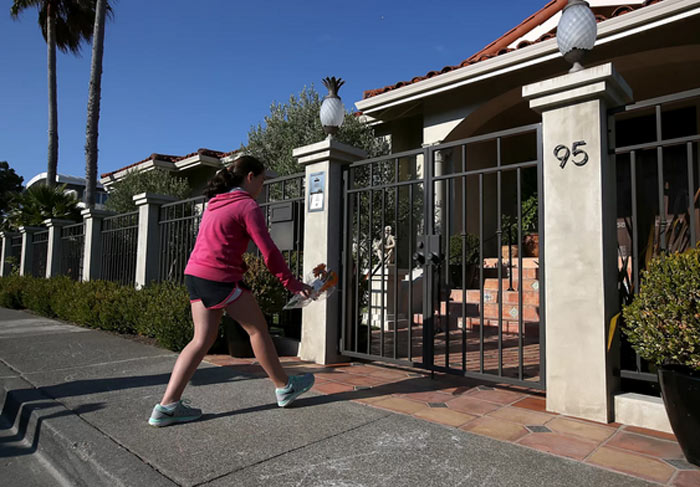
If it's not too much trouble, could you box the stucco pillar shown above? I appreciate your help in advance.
[293,138,367,364]
[523,63,632,422]
[43,218,74,278]
[18,226,43,277]
[133,193,176,289]
[81,209,113,281]
[0,232,19,277]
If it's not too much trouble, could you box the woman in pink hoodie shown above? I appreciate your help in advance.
[149,155,314,427]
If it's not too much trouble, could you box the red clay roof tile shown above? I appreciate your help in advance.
[100,148,232,179]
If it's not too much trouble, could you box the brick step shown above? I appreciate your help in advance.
[457,317,540,337]
[481,302,539,321]
[411,314,540,337]
[481,267,539,280]
[483,257,539,268]
[443,301,540,322]
[483,278,539,291]
[449,289,539,306]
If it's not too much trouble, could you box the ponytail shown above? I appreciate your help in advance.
[204,155,265,199]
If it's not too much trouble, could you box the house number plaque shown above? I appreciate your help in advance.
[554,140,589,168]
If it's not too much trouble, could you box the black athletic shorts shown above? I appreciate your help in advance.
[184,275,251,309]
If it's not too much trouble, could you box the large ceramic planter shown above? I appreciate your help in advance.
[223,319,253,358]
[658,365,700,466]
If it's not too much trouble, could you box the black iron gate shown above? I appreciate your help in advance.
[340,123,545,390]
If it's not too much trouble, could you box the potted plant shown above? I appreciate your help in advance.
[500,193,539,259]
[448,233,480,288]
[521,194,539,257]
[622,249,700,466]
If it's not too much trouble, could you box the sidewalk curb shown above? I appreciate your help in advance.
[0,371,177,487]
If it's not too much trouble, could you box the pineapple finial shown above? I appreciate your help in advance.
[322,76,345,98]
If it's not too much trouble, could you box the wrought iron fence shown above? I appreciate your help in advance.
[31,230,49,278]
[258,173,305,337]
[158,196,207,284]
[101,211,138,285]
[340,124,545,391]
[4,235,22,275]
[610,87,700,392]
[61,222,85,281]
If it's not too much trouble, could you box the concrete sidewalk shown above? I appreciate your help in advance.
[0,307,654,486]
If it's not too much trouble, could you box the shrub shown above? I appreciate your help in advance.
[135,281,193,351]
[242,253,288,315]
[622,249,700,371]
[0,276,196,352]
[0,274,29,309]
[448,233,480,266]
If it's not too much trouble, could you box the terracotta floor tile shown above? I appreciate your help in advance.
[673,471,700,487]
[341,364,384,375]
[518,433,597,460]
[313,371,346,381]
[353,394,394,404]
[460,416,529,442]
[565,415,622,429]
[547,417,615,444]
[365,368,411,380]
[587,447,675,484]
[487,406,554,426]
[440,385,479,396]
[312,382,354,395]
[467,388,526,405]
[413,407,477,427]
[332,374,389,387]
[624,425,677,442]
[372,397,428,415]
[398,390,453,403]
[607,431,684,459]
[512,396,548,413]
[445,395,502,416]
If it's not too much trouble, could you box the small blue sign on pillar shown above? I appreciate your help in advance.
[308,171,325,212]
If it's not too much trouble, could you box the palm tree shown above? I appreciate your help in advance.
[10,0,98,188]
[5,184,81,229]
[84,0,109,208]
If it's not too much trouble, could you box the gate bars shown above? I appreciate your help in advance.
[610,87,700,388]
[340,123,545,390]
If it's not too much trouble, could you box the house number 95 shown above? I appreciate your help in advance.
[554,141,588,168]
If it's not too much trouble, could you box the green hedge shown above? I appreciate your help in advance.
[0,275,194,351]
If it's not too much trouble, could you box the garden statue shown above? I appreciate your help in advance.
[372,225,396,264]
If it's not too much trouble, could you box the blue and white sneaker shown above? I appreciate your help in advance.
[148,399,202,427]
[275,373,315,407]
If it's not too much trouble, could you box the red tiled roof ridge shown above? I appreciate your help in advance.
[362,0,664,100]
[100,147,230,179]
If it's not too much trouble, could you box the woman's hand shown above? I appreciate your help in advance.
[298,283,314,299]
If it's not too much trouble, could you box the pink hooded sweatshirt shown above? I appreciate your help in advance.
[184,190,304,294]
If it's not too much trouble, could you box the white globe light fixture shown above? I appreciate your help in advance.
[557,0,597,73]
[320,76,345,137]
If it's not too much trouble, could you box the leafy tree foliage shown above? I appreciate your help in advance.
[104,168,190,213]
[242,86,388,176]
[0,161,24,211]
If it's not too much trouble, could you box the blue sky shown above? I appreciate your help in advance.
[1,1,546,185]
